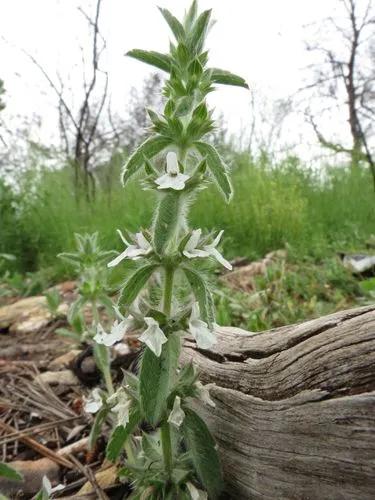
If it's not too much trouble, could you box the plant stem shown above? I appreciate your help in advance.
[91,299,114,395]
[161,266,175,477]
[161,420,173,476]
[163,266,174,317]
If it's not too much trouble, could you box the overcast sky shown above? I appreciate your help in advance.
[0,0,356,161]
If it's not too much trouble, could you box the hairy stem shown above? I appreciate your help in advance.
[161,420,173,476]
[163,266,175,317]
[91,299,114,395]
[161,265,175,477]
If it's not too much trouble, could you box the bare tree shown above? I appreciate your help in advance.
[24,0,109,202]
[304,0,375,187]
[246,91,295,159]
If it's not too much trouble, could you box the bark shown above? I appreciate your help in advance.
[182,305,375,500]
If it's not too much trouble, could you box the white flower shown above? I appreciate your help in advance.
[94,317,134,347]
[139,317,168,357]
[155,151,190,191]
[183,229,208,258]
[108,229,152,267]
[41,476,65,496]
[108,388,131,427]
[186,482,208,500]
[84,388,103,414]
[203,230,232,270]
[183,229,232,270]
[167,395,185,427]
[189,302,216,349]
[195,381,216,407]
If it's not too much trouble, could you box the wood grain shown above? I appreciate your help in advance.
[182,305,375,499]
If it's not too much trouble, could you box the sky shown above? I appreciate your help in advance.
[0,0,355,162]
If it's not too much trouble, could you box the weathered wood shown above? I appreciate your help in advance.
[182,305,375,500]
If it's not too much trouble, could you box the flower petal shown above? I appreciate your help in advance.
[189,318,216,349]
[42,476,52,495]
[116,228,131,246]
[211,229,224,248]
[184,229,202,252]
[183,248,209,259]
[195,381,216,407]
[167,395,185,427]
[139,317,168,357]
[166,151,179,175]
[84,388,103,413]
[135,232,152,252]
[107,249,128,268]
[155,173,190,190]
[186,482,208,500]
[206,247,232,270]
[93,323,107,344]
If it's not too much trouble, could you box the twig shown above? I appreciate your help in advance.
[0,420,74,469]
[68,454,109,500]
[0,416,81,446]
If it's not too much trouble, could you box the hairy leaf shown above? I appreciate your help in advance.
[187,9,211,53]
[118,264,159,310]
[89,406,110,450]
[209,67,249,89]
[158,8,185,41]
[140,333,181,425]
[0,462,23,481]
[194,141,233,202]
[121,135,171,186]
[126,49,172,72]
[182,266,215,327]
[106,406,141,461]
[182,408,223,499]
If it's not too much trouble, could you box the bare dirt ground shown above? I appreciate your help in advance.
[0,283,138,499]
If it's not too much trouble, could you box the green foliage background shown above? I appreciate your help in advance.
[1,150,373,277]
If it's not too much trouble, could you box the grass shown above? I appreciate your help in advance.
[1,150,374,278]
[0,150,373,330]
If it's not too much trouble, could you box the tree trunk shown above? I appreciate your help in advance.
[182,305,375,500]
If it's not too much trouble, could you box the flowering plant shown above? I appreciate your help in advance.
[85,2,248,498]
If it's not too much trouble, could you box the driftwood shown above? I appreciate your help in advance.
[182,305,375,500]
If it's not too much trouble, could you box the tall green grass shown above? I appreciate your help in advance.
[1,152,374,278]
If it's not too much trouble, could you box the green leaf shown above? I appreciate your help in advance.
[153,192,181,255]
[106,406,141,461]
[194,141,233,202]
[209,67,249,89]
[118,264,159,310]
[126,49,172,72]
[188,58,203,79]
[158,8,185,41]
[55,328,81,342]
[121,135,171,186]
[184,0,198,31]
[0,462,23,481]
[140,333,181,425]
[175,95,194,117]
[67,296,86,323]
[182,408,223,499]
[89,406,110,450]
[97,294,115,318]
[176,43,190,67]
[187,9,211,53]
[141,432,162,462]
[182,266,215,327]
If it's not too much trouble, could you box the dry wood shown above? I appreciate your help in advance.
[182,304,375,500]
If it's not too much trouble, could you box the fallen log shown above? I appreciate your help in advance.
[182,305,375,500]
